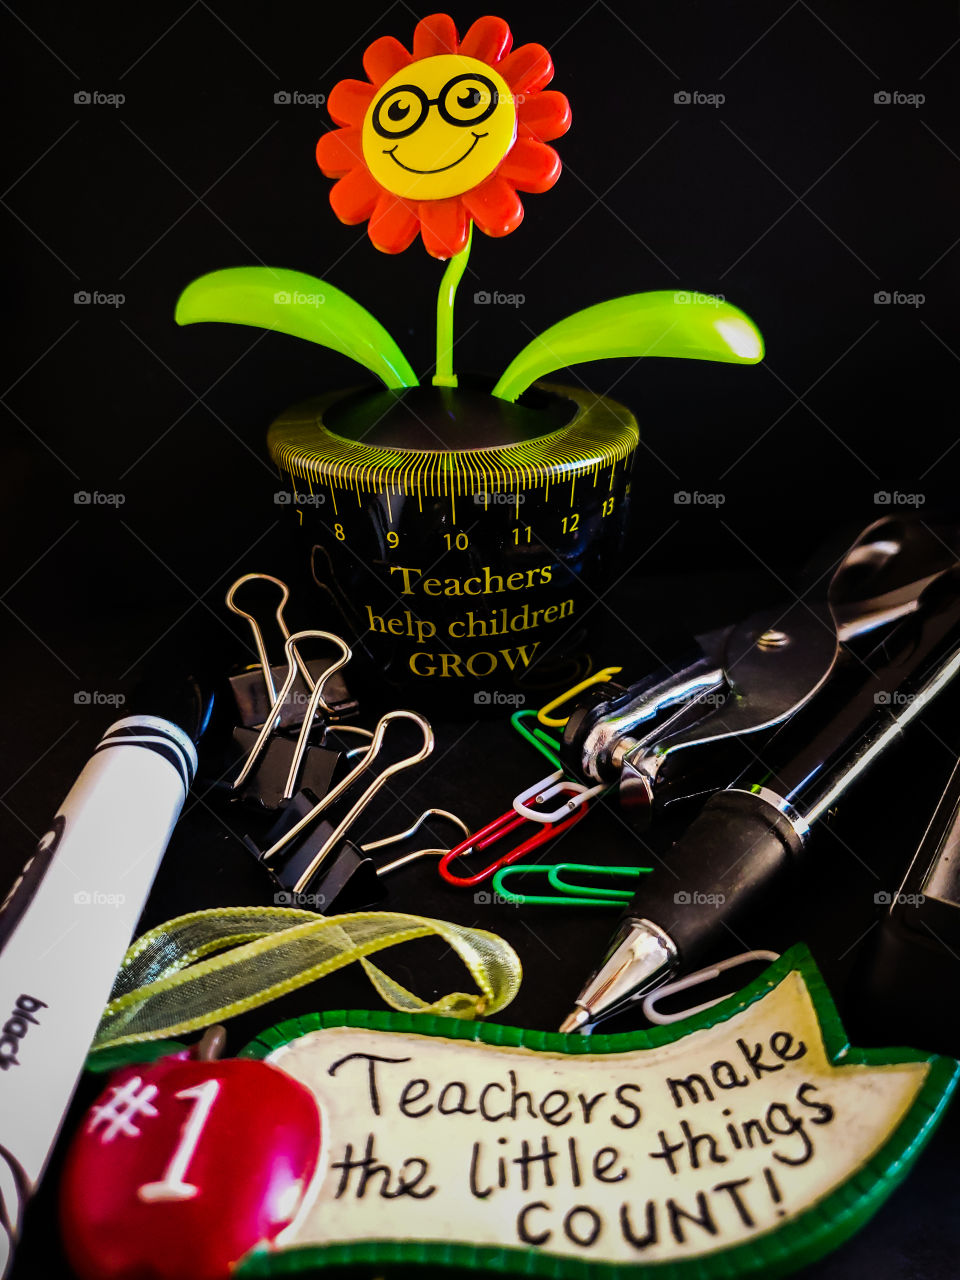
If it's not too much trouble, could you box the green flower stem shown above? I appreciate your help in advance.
[433,223,473,388]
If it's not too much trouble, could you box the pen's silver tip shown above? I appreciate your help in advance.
[559,1007,592,1035]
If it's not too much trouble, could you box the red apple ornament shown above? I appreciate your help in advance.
[60,1043,322,1280]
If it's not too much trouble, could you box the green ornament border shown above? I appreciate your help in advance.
[233,943,958,1279]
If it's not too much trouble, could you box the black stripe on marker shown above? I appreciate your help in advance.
[100,721,196,783]
[99,721,194,759]
[92,739,190,794]
[94,726,194,793]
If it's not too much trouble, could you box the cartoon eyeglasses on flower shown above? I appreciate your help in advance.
[372,73,503,139]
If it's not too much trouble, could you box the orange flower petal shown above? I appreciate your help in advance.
[462,177,524,239]
[418,198,470,259]
[497,43,554,95]
[460,16,512,65]
[412,13,459,59]
[315,127,364,177]
[362,35,412,86]
[369,192,420,254]
[517,91,571,142]
[497,139,561,194]
[329,167,380,225]
[327,78,376,128]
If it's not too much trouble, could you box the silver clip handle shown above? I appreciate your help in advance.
[226,573,320,708]
[290,711,435,893]
[231,630,351,796]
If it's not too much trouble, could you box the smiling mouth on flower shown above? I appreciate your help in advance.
[384,132,488,174]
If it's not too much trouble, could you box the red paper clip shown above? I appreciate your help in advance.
[439,787,589,888]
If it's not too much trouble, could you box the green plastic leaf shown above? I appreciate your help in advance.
[175,267,418,390]
[492,290,764,402]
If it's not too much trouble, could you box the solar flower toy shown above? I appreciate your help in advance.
[314,12,570,259]
[175,12,765,711]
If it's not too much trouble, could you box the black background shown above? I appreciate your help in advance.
[2,2,959,1277]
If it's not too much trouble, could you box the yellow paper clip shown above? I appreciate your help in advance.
[536,667,623,728]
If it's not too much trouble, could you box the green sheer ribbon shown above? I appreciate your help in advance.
[89,908,522,1056]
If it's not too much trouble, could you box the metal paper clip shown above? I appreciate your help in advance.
[492,862,650,907]
[513,768,609,823]
[641,950,780,1025]
[438,791,589,888]
[232,630,352,801]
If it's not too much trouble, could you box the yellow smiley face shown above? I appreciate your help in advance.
[362,54,517,201]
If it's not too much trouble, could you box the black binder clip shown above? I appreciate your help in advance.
[228,629,360,810]
[225,573,359,728]
[241,711,467,912]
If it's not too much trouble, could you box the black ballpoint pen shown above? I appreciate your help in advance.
[560,574,960,1034]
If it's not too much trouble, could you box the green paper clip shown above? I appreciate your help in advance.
[510,710,564,770]
[492,862,651,908]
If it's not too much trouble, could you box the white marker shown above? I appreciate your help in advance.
[0,712,198,1274]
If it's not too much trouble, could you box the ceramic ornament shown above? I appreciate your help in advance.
[235,947,956,1278]
[60,1048,322,1280]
